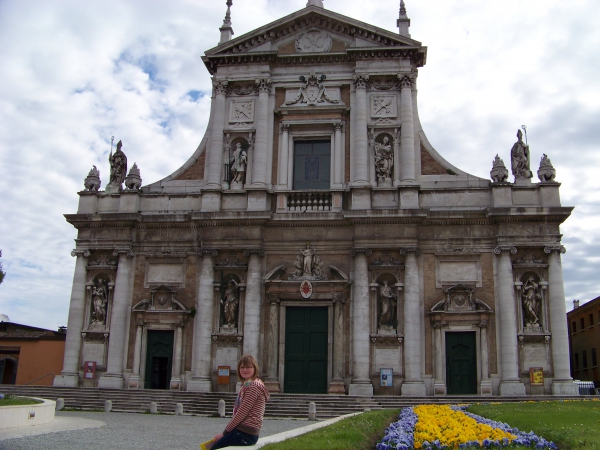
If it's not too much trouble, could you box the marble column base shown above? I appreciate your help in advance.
[348,382,373,396]
[499,380,526,396]
[98,373,124,389]
[433,380,446,396]
[264,378,281,393]
[480,380,493,396]
[128,374,141,389]
[551,379,579,396]
[186,378,212,392]
[53,372,80,387]
[401,381,426,397]
[328,380,346,395]
[170,377,183,390]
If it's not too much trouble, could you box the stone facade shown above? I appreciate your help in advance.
[54,2,578,396]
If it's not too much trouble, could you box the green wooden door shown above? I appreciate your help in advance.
[284,307,328,393]
[144,330,174,390]
[446,331,477,395]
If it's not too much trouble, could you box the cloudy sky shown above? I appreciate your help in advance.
[1,0,598,330]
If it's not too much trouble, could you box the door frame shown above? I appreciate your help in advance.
[140,324,176,388]
[278,302,333,393]
[441,326,481,394]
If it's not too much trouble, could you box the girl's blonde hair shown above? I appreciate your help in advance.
[237,354,259,382]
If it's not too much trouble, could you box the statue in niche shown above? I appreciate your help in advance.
[379,280,398,328]
[229,142,248,185]
[522,276,542,327]
[373,135,394,184]
[91,279,108,325]
[510,129,532,180]
[108,140,128,187]
[221,279,239,327]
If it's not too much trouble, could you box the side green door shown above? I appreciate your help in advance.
[446,331,477,395]
[144,330,174,390]
[284,307,328,393]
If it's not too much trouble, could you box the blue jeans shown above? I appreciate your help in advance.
[211,429,259,449]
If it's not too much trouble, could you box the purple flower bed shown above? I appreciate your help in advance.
[377,406,417,450]
[377,405,557,450]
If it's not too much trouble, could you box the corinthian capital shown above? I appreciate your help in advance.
[544,245,566,255]
[213,79,229,96]
[398,74,416,89]
[255,78,272,93]
[71,249,90,258]
[353,75,370,90]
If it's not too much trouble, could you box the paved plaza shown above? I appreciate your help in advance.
[0,411,310,450]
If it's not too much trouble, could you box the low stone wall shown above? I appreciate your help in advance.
[0,398,56,430]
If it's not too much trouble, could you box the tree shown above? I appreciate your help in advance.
[0,250,5,286]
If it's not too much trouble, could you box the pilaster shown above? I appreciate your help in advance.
[242,249,265,359]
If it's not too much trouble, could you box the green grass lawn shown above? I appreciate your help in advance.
[0,394,44,407]
[261,409,399,450]
[468,400,600,450]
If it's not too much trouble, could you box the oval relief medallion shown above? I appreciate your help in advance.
[295,29,332,53]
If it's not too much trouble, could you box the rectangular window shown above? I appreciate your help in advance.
[580,318,585,330]
[582,350,588,369]
[592,348,597,367]
[572,321,577,333]
[574,353,579,370]
[293,140,331,190]
[590,313,594,327]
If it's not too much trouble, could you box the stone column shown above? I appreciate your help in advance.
[433,322,445,396]
[54,249,89,387]
[99,249,134,389]
[251,79,271,187]
[393,128,401,186]
[334,122,344,187]
[170,322,184,390]
[545,245,579,395]
[188,250,217,392]
[243,249,264,359]
[480,319,492,395]
[128,320,143,388]
[399,74,416,182]
[352,76,370,186]
[402,248,426,396]
[265,294,280,392]
[349,248,373,395]
[329,293,347,394]
[494,246,526,395]
[207,80,228,187]
[277,123,290,189]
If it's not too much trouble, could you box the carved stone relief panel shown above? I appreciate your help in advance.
[229,100,255,124]
[295,28,332,53]
[283,72,341,107]
[435,255,482,288]
[371,95,397,118]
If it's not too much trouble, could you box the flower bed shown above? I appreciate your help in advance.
[377,405,557,450]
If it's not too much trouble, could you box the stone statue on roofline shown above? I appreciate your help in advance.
[510,129,532,181]
[106,140,127,192]
[125,163,142,190]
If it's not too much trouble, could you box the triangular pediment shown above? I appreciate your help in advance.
[203,6,425,70]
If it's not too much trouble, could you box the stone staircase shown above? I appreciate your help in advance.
[0,385,580,419]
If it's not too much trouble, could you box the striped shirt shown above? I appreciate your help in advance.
[224,379,270,436]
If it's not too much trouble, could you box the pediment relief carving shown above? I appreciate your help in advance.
[430,284,492,313]
[132,285,188,313]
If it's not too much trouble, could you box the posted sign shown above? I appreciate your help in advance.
[380,368,393,387]
[218,366,230,385]
[84,361,96,379]
[529,367,544,386]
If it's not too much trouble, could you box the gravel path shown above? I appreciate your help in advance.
[0,411,310,450]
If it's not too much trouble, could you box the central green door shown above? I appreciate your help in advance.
[284,307,328,393]
[144,330,174,390]
[446,331,477,395]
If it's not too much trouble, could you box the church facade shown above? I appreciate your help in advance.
[54,0,578,397]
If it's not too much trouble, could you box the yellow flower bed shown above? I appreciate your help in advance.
[413,405,516,449]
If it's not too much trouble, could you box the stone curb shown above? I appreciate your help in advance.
[226,412,363,449]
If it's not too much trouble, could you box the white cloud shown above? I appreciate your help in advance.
[0,0,598,328]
